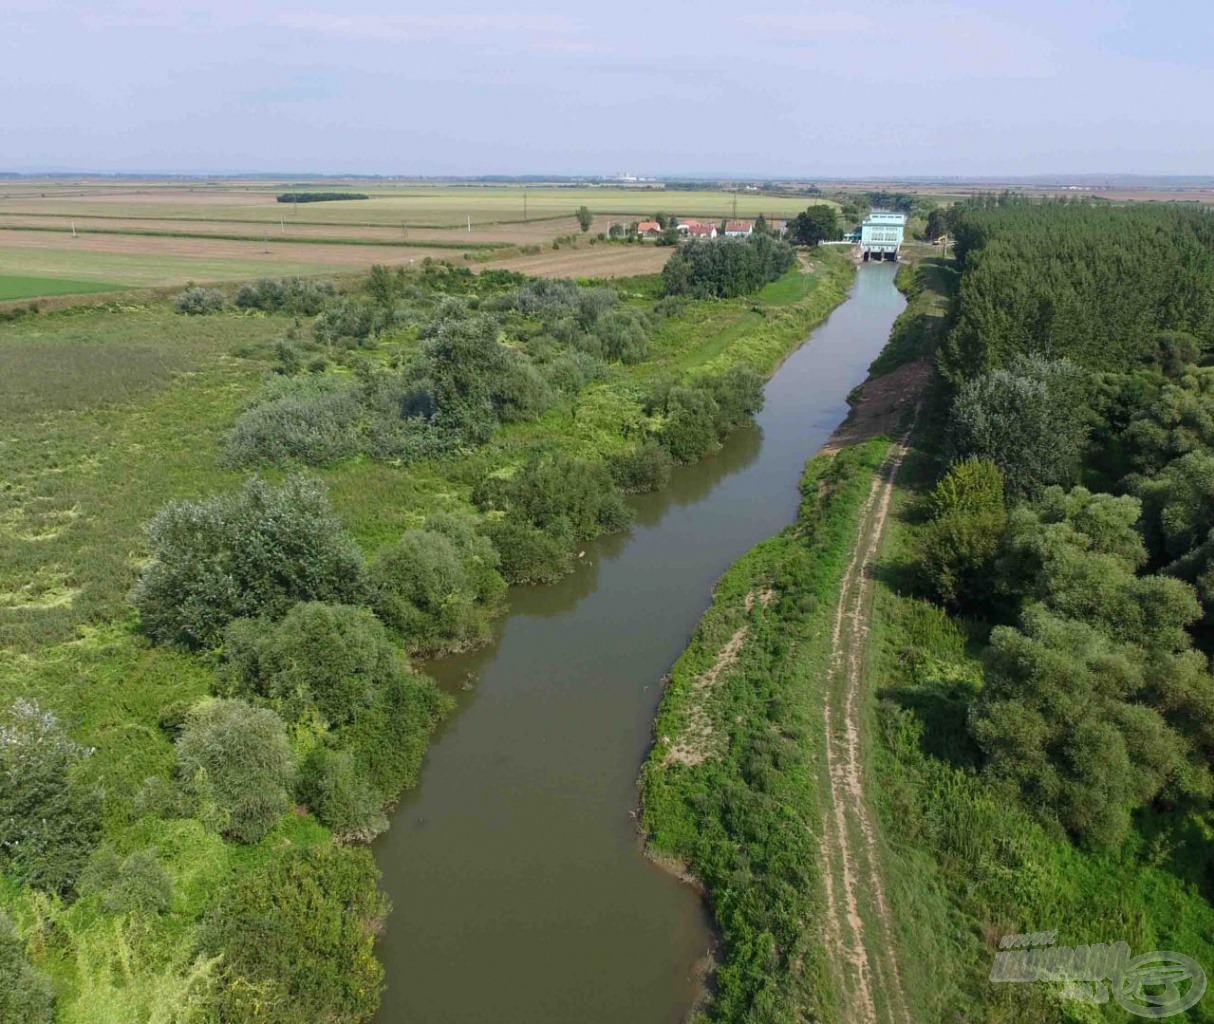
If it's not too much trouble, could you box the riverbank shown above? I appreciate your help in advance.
[0,251,856,1022]
[639,259,933,1022]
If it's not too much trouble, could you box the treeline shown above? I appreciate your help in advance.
[662,232,796,298]
[914,202,1214,853]
[276,191,369,203]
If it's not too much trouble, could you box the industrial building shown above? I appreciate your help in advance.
[860,210,906,261]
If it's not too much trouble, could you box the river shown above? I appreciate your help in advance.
[373,261,905,1023]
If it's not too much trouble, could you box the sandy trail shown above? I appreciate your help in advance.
[818,403,921,1024]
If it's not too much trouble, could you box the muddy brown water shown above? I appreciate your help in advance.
[373,262,905,1023]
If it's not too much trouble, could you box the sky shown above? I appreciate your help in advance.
[3,0,1212,177]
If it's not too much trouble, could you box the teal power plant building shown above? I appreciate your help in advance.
[860,210,906,261]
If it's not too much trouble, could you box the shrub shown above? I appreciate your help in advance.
[0,913,54,1024]
[175,699,295,844]
[201,845,386,1024]
[369,513,503,650]
[609,438,673,493]
[918,458,1008,607]
[297,748,385,840]
[660,386,720,463]
[593,307,650,364]
[493,354,553,423]
[313,298,377,348]
[233,277,336,316]
[543,349,607,395]
[0,699,101,896]
[339,670,453,800]
[703,364,765,433]
[484,515,574,584]
[134,476,366,649]
[221,602,398,727]
[475,451,628,540]
[80,846,173,915]
[175,286,226,315]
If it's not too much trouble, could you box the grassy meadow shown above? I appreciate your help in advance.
[0,247,856,1020]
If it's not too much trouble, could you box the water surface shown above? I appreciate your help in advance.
[375,262,905,1023]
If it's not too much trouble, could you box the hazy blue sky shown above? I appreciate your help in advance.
[4,0,1210,176]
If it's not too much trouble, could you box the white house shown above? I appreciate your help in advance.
[860,211,906,261]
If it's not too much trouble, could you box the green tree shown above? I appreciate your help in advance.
[949,355,1089,497]
[575,205,593,232]
[918,458,1008,607]
[0,699,101,896]
[134,476,366,649]
[786,204,839,246]
[176,699,295,844]
[221,602,399,727]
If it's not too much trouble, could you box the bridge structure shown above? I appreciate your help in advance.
[861,210,906,261]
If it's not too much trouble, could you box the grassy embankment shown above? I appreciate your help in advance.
[0,250,854,1019]
[641,255,1214,1023]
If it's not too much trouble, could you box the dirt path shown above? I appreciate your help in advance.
[818,408,920,1024]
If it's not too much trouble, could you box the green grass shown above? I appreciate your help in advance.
[0,252,857,1021]
[0,274,125,300]
[0,247,351,289]
[642,441,890,1022]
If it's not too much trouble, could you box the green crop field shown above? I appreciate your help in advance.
[0,273,125,300]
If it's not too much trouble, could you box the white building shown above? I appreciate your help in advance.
[860,211,906,261]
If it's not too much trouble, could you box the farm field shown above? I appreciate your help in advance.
[0,273,124,300]
[0,180,837,297]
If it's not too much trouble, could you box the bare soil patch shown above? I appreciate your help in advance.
[822,358,932,452]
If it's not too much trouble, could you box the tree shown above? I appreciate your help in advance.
[971,605,1212,850]
[918,458,1008,607]
[753,212,770,236]
[786,204,839,246]
[0,699,101,896]
[949,355,1089,497]
[134,476,367,649]
[176,699,295,844]
[575,205,593,232]
[222,602,399,727]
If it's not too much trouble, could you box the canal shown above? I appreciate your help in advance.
[374,261,905,1023]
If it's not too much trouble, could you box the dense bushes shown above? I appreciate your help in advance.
[175,699,295,844]
[369,511,505,651]
[134,476,366,648]
[662,233,796,298]
[221,602,398,727]
[609,438,673,493]
[234,277,336,316]
[80,846,172,915]
[201,845,386,1023]
[648,364,766,463]
[0,914,54,1024]
[475,451,629,583]
[917,458,1007,607]
[0,699,101,896]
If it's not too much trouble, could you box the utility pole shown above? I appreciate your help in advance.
[523,191,528,222]
[467,214,472,233]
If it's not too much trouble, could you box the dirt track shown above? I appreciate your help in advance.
[818,401,921,1024]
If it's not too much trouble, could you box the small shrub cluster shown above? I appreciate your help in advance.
[175,698,295,844]
[80,846,173,915]
[369,511,506,652]
[174,285,227,315]
[0,914,54,1024]
[475,451,630,583]
[201,845,387,1023]
[648,364,765,462]
[233,277,336,316]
